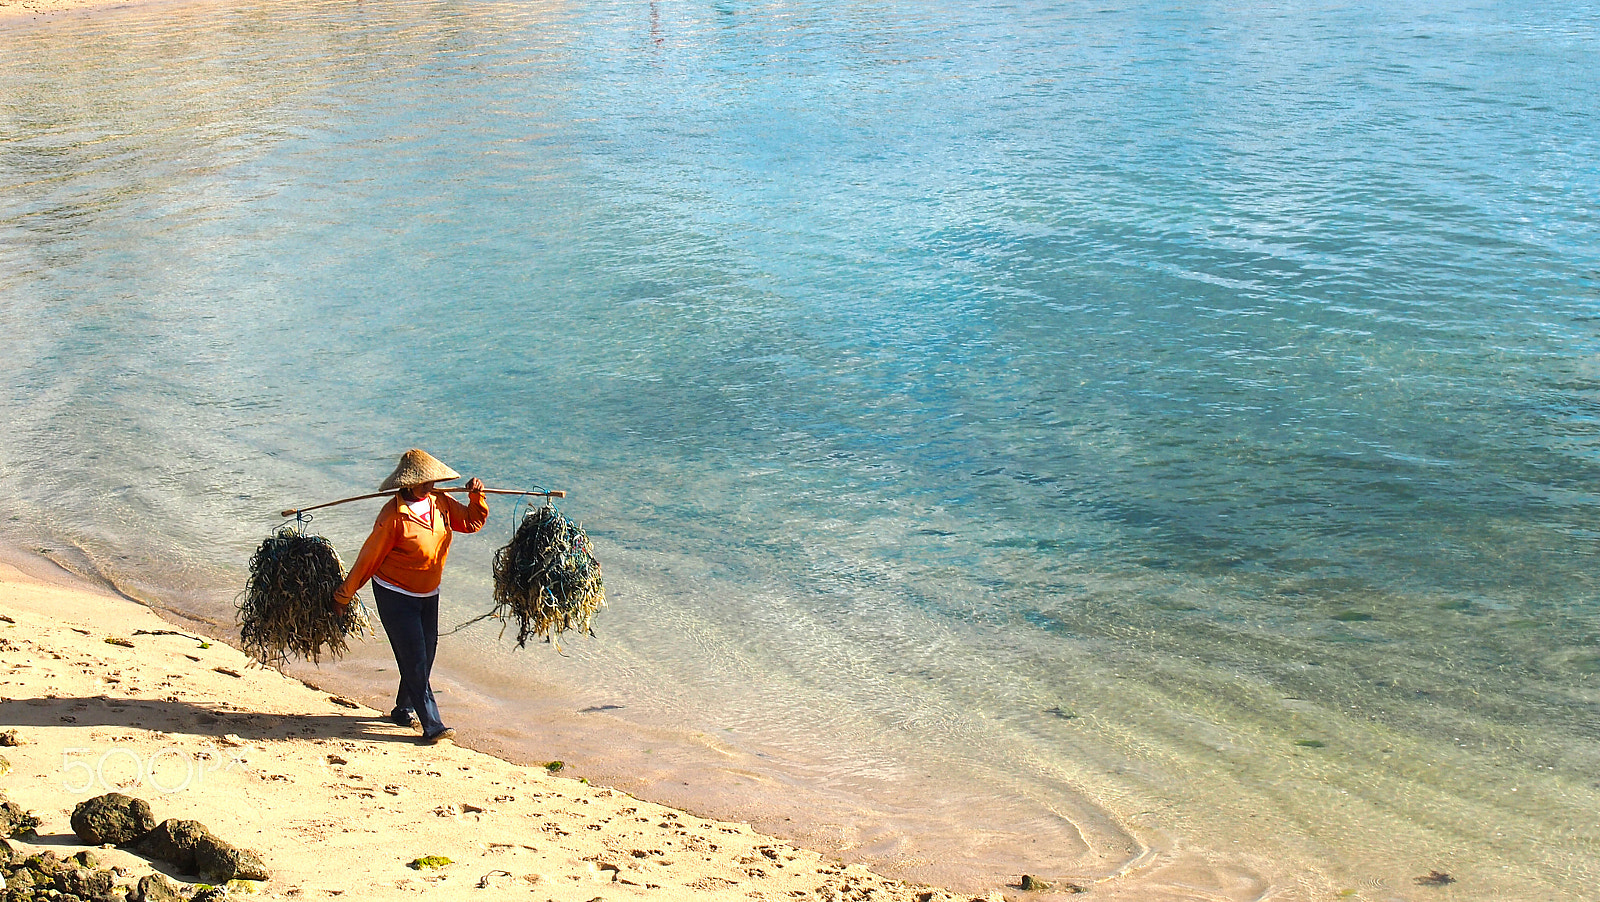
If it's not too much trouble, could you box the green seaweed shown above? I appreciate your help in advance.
[1295,739,1327,748]
[489,505,605,649]
[408,856,453,870]
[1331,611,1374,622]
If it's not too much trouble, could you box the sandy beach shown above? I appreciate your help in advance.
[0,555,1014,902]
[0,0,108,21]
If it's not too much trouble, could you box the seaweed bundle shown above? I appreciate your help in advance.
[239,524,369,666]
[490,504,605,648]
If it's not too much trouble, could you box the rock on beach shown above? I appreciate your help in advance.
[70,793,156,846]
[135,817,269,883]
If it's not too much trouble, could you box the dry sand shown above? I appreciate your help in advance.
[0,0,110,21]
[0,558,1029,901]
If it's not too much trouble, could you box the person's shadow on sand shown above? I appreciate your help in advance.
[0,694,420,744]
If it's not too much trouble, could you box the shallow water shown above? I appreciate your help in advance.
[4,0,1600,898]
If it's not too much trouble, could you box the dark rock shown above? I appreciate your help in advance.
[134,817,268,883]
[0,752,11,776]
[54,865,86,894]
[196,840,270,883]
[0,797,40,838]
[190,886,229,902]
[134,819,214,873]
[0,730,21,747]
[24,851,65,879]
[71,794,156,847]
[56,865,114,897]
[5,865,36,894]
[72,850,101,870]
[1020,875,1051,891]
[131,873,182,902]
[236,849,271,882]
[0,836,16,867]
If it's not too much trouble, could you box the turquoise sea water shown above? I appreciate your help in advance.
[4,0,1600,897]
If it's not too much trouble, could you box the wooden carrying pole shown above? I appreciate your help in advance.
[281,487,565,519]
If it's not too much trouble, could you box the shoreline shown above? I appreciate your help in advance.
[0,540,1093,896]
[0,553,1020,901]
[0,532,1148,898]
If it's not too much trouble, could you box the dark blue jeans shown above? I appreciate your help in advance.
[372,583,446,737]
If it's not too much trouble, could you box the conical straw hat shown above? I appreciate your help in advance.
[379,449,460,491]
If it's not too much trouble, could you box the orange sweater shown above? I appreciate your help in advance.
[334,490,488,603]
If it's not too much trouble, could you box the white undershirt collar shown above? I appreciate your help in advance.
[404,494,434,523]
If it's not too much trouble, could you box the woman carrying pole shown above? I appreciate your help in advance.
[333,449,488,744]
